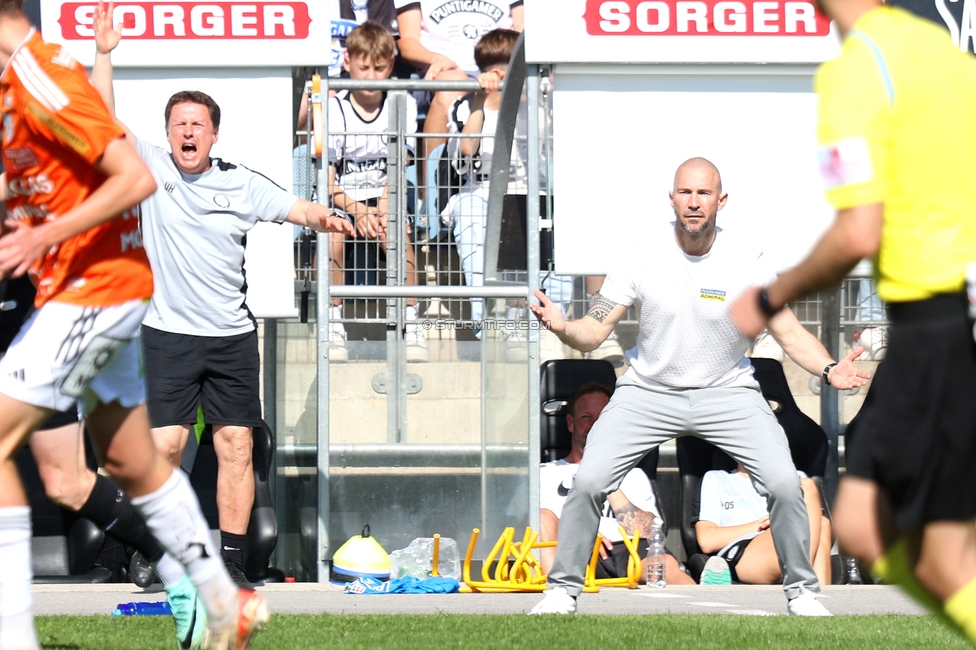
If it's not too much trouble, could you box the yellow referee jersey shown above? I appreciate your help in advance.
[815,6,976,303]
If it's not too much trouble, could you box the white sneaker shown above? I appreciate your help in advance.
[528,586,577,615]
[587,331,624,367]
[404,324,429,363]
[699,556,732,585]
[787,587,832,616]
[329,321,348,363]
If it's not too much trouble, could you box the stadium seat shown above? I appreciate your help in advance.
[188,420,282,583]
[676,358,837,582]
[539,359,664,530]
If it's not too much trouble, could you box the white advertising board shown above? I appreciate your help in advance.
[525,0,840,64]
[37,0,330,319]
[551,66,836,276]
[40,0,329,67]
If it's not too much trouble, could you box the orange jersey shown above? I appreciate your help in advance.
[0,29,152,308]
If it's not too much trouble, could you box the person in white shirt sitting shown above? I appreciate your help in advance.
[696,463,832,586]
[540,383,694,584]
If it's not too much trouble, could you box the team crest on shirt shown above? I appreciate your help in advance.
[700,288,726,302]
[213,194,230,208]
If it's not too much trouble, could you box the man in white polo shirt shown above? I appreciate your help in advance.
[528,157,870,617]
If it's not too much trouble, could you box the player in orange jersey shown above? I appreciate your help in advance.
[0,2,260,649]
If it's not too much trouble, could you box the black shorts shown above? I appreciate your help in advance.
[845,293,976,530]
[37,406,80,431]
[718,536,757,583]
[595,539,650,579]
[142,326,262,429]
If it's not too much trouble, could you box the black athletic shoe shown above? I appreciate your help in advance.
[224,558,253,589]
[129,551,156,589]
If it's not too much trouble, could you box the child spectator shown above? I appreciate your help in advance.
[327,21,428,362]
[442,29,573,360]
[395,0,523,212]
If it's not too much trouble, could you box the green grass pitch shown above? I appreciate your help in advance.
[36,613,969,649]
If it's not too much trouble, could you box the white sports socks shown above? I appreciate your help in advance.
[131,470,237,627]
[0,506,38,650]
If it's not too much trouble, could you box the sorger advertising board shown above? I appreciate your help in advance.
[525,0,840,64]
[41,1,328,66]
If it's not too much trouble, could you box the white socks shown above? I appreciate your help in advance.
[154,552,188,588]
[131,470,237,627]
[0,507,38,650]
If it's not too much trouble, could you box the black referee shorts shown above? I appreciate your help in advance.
[141,325,262,429]
[845,293,976,530]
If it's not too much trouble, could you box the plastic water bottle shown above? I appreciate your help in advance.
[646,522,666,589]
[112,601,173,616]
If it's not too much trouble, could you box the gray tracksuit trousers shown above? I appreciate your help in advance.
[547,375,819,601]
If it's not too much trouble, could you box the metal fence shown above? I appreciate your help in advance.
[272,68,889,580]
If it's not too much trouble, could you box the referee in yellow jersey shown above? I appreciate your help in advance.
[731,0,976,642]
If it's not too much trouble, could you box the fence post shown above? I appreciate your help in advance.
[819,285,842,506]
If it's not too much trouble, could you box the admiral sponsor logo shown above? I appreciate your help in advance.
[700,288,726,301]
[58,2,312,40]
[26,103,90,157]
[3,148,38,171]
[429,1,505,25]
[583,0,830,36]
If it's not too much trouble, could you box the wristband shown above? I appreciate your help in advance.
[822,362,839,387]
[757,288,784,318]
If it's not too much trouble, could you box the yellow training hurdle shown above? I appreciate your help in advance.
[459,526,642,593]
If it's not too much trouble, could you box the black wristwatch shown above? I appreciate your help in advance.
[822,362,839,387]
[757,288,784,318]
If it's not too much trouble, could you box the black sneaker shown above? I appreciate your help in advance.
[224,557,253,589]
[129,550,156,589]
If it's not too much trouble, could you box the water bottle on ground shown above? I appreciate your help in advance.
[112,601,173,616]
[646,522,666,589]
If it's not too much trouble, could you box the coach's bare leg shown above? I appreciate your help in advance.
[151,424,192,468]
[212,425,254,535]
[89,402,238,628]
[29,422,95,510]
